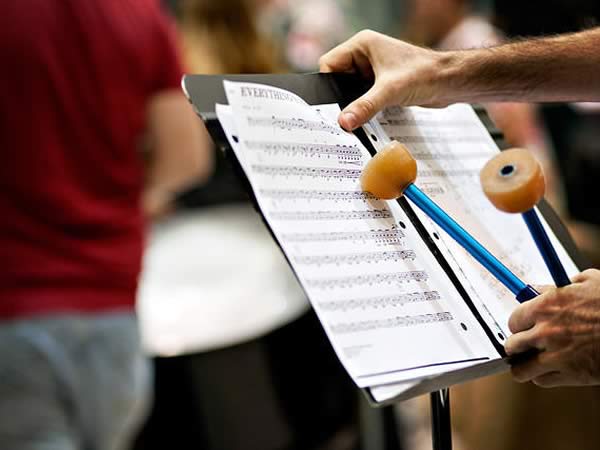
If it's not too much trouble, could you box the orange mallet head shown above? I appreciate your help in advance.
[360,141,417,199]
[480,148,545,214]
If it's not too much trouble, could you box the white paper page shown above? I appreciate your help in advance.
[220,81,500,388]
[366,104,580,339]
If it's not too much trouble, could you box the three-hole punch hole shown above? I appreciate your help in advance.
[232,135,239,143]
[399,221,406,229]
[460,322,468,331]
[371,134,378,142]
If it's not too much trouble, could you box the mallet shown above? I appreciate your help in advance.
[480,148,570,287]
[361,141,538,302]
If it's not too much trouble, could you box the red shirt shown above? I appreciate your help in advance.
[0,0,183,319]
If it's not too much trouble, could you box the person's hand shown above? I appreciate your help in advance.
[505,269,600,387]
[319,30,451,130]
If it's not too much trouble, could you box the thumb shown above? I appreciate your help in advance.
[339,85,387,131]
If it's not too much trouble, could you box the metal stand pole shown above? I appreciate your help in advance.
[430,389,452,450]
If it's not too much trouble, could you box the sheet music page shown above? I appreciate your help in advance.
[219,81,500,388]
[365,104,580,339]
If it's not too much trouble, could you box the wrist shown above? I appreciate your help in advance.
[434,49,479,105]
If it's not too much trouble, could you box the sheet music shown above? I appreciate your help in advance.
[219,81,500,388]
[365,104,580,339]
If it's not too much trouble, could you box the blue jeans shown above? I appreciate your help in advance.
[0,313,151,450]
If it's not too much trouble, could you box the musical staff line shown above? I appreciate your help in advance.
[318,291,440,312]
[270,209,392,221]
[293,250,416,266]
[329,312,453,334]
[259,189,377,202]
[244,141,362,162]
[381,118,479,128]
[306,271,428,289]
[280,228,405,245]
[420,169,478,177]
[247,116,341,134]
[388,144,491,161]
[389,136,488,148]
[252,164,361,180]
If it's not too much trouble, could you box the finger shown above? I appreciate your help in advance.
[532,284,553,294]
[510,351,557,383]
[532,371,567,388]
[508,297,541,334]
[319,43,356,73]
[339,84,388,130]
[505,327,540,355]
[571,269,592,284]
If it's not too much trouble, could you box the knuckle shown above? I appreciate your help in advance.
[510,366,528,383]
[358,29,374,39]
[358,97,376,117]
[357,29,379,45]
[508,312,521,333]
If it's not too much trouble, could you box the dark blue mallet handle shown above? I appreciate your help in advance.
[480,148,571,288]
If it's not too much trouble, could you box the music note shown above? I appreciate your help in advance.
[389,136,487,149]
[317,290,441,312]
[248,115,342,135]
[306,271,428,289]
[280,227,405,245]
[292,250,417,266]
[244,141,363,162]
[270,209,393,221]
[252,164,361,180]
[419,169,478,178]
[329,312,453,335]
[259,189,377,202]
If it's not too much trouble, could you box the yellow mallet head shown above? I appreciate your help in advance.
[480,148,545,213]
[361,140,417,199]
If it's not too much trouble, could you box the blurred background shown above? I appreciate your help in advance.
[2,0,599,449]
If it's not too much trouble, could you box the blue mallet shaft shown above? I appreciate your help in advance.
[404,184,538,302]
[522,209,570,287]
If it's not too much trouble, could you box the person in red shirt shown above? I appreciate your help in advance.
[0,1,211,448]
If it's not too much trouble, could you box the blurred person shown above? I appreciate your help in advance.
[254,0,350,71]
[178,0,284,74]
[0,1,211,449]
[133,1,359,449]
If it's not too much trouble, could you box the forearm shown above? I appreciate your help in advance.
[438,28,600,104]
[142,91,214,218]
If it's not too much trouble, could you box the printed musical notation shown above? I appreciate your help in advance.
[329,311,453,334]
[252,164,361,180]
[318,291,441,312]
[280,227,405,245]
[306,270,428,289]
[389,136,487,147]
[248,115,342,135]
[419,183,445,197]
[270,209,392,221]
[293,250,416,266]
[382,117,479,128]
[259,189,377,202]
[221,84,505,388]
[244,141,362,163]
[419,168,478,178]
[388,145,490,161]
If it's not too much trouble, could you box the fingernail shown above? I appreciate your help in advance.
[341,111,357,130]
